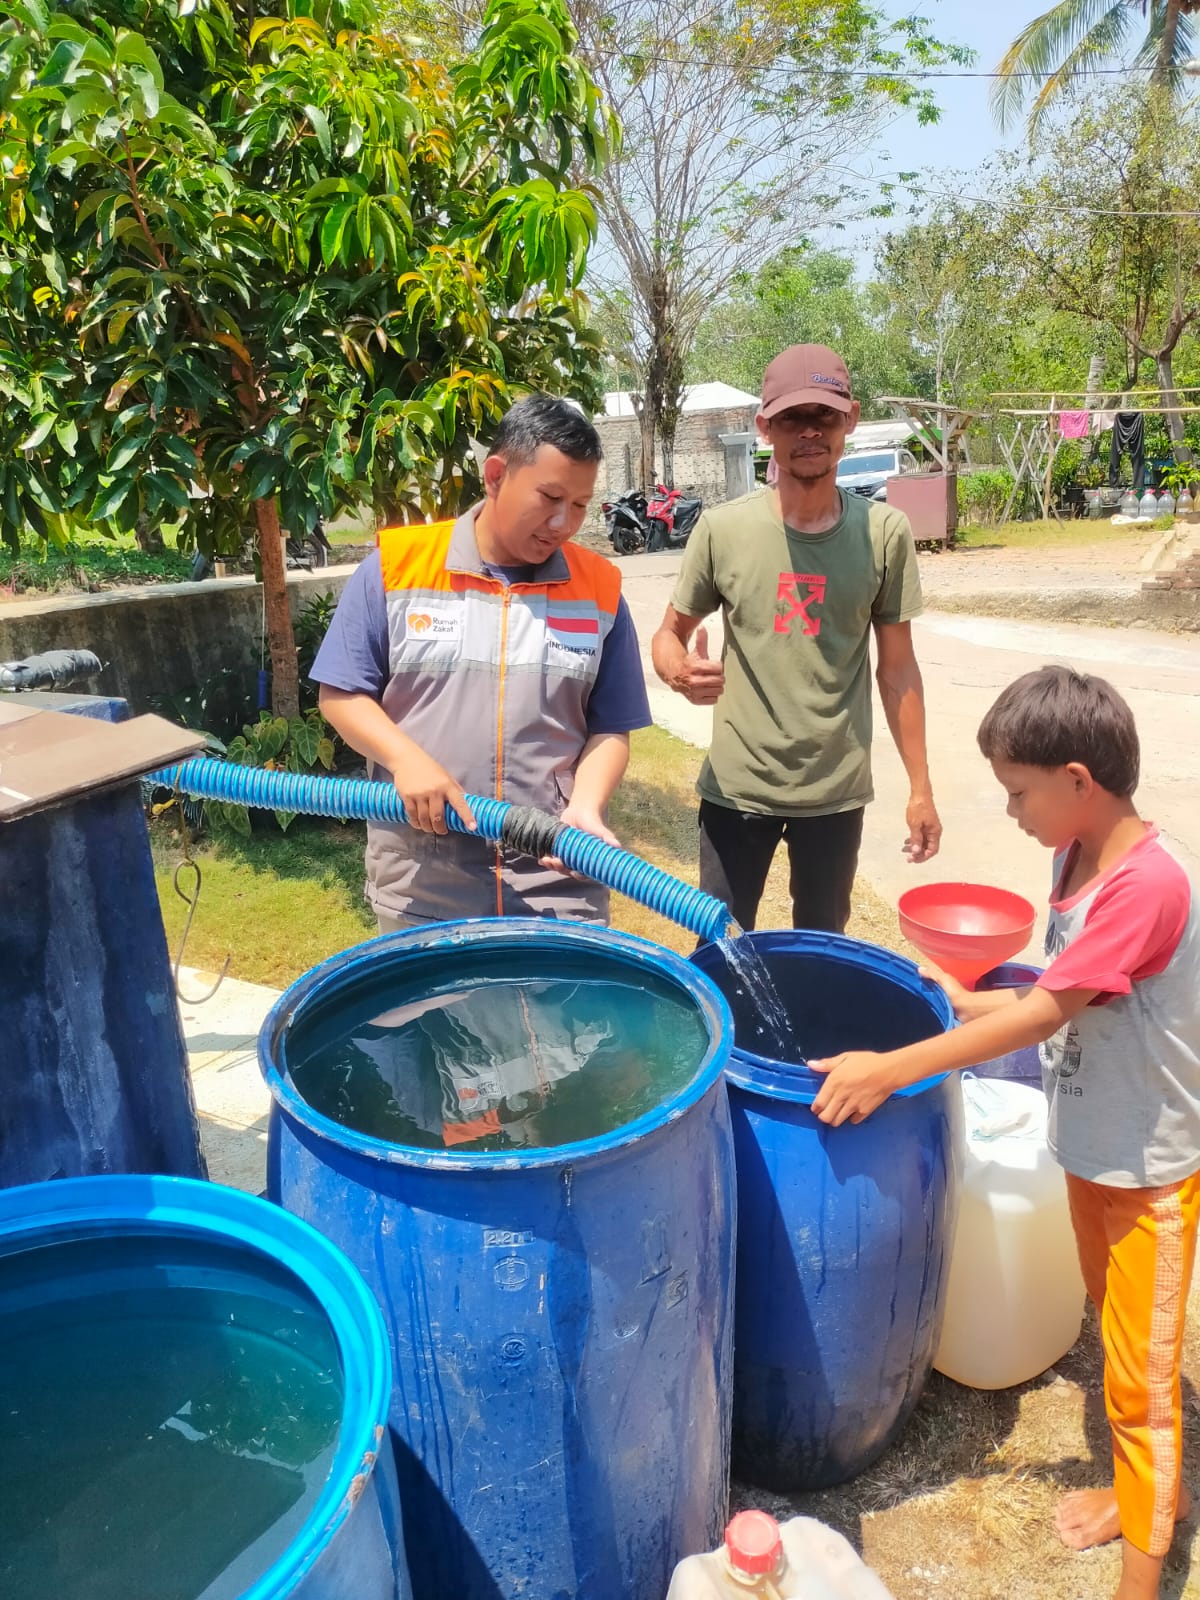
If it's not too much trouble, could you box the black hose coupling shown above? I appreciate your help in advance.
[499,805,564,860]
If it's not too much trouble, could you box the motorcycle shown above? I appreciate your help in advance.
[189,519,333,580]
[601,489,650,555]
[644,484,703,551]
[602,485,703,555]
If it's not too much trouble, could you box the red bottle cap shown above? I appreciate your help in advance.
[725,1510,783,1576]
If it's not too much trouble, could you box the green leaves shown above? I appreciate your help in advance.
[219,709,337,831]
[0,0,608,574]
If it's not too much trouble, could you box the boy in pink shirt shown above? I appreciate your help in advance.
[813,665,1200,1600]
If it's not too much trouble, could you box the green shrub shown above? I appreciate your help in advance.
[957,469,1014,527]
[208,710,338,835]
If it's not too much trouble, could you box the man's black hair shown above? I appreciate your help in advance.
[487,394,602,466]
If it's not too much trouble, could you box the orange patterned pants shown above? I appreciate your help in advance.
[1066,1169,1200,1556]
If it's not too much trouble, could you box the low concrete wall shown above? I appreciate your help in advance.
[0,566,357,712]
[929,584,1200,634]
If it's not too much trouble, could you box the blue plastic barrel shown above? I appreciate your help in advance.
[0,1174,409,1599]
[260,919,737,1600]
[974,963,1044,1085]
[692,930,962,1491]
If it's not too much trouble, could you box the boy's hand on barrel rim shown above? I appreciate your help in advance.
[809,1051,902,1126]
[918,962,973,1017]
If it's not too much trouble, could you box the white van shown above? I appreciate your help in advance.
[836,446,920,500]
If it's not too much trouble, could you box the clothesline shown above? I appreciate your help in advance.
[988,388,1200,400]
[998,406,1200,417]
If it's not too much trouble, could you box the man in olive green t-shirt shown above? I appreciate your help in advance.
[652,343,941,932]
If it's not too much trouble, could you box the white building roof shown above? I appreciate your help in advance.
[603,381,760,419]
[844,419,917,451]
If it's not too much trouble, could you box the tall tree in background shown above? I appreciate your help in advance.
[875,201,1110,409]
[0,0,610,715]
[987,87,1200,459]
[874,205,1017,405]
[569,0,970,487]
[687,248,922,410]
[993,0,1200,137]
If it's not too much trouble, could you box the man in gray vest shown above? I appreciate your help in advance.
[313,396,651,930]
[652,343,941,933]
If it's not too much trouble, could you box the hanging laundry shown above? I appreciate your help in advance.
[1091,409,1118,434]
[1108,412,1146,490]
[1056,410,1090,439]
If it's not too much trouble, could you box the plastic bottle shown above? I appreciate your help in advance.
[1178,486,1194,515]
[665,1511,896,1599]
[933,1079,1085,1391]
[1158,487,1176,518]
[1119,487,1139,518]
[1139,485,1159,519]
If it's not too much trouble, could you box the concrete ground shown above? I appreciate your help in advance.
[184,536,1200,1188]
[183,975,276,1192]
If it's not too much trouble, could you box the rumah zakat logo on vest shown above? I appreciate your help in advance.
[405,606,459,641]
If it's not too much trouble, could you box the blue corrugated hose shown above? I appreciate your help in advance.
[150,756,736,944]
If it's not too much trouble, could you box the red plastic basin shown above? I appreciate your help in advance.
[898,882,1037,989]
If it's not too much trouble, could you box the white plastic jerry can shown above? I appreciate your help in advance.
[934,1077,1086,1390]
[665,1510,896,1599]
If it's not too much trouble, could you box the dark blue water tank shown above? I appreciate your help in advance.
[692,930,962,1491]
[0,694,204,1186]
[260,919,737,1600]
[0,1174,410,1598]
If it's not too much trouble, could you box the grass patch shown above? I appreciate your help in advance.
[153,812,376,989]
[955,516,1173,552]
[1,534,191,595]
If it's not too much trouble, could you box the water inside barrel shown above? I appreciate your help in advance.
[0,1231,343,1600]
[287,957,710,1152]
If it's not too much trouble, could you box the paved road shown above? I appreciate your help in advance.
[614,552,1200,958]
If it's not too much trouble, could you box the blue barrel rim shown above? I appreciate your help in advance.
[0,1174,393,1600]
[692,927,956,1106]
[260,916,734,1172]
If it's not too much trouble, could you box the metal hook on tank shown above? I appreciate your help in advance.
[171,857,231,1003]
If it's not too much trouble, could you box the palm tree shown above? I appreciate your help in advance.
[992,0,1200,135]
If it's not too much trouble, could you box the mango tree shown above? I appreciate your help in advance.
[0,0,611,715]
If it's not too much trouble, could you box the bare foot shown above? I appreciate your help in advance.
[1055,1483,1193,1552]
[1056,1487,1121,1550]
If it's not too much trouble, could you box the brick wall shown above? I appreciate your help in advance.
[586,402,759,533]
[1143,537,1200,594]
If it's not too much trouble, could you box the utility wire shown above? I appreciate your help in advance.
[583,56,1176,83]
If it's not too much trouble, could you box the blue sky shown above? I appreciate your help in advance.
[846,0,1064,270]
[883,0,1055,174]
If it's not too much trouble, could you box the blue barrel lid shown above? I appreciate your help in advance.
[692,927,956,1106]
[260,917,734,1171]
[0,1175,393,1600]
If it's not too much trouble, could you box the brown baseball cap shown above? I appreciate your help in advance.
[760,344,854,417]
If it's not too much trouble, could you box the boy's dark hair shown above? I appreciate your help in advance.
[487,394,602,466]
[977,665,1140,797]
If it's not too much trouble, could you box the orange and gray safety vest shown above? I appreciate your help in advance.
[364,506,623,924]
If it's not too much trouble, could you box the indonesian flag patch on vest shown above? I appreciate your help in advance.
[546,612,600,655]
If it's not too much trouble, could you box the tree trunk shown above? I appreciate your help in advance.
[133,509,165,555]
[1083,350,1106,408]
[1156,352,1193,463]
[660,432,675,489]
[1154,0,1184,83]
[253,495,300,719]
[636,400,655,491]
